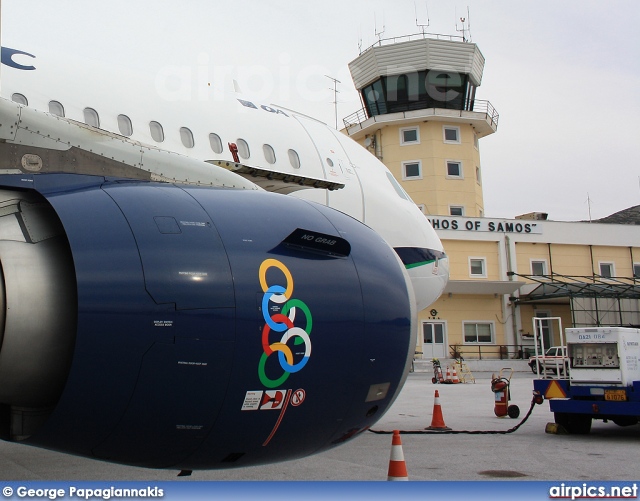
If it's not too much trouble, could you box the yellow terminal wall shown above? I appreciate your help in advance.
[515,243,639,277]
[441,239,501,281]
[417,294,505,358]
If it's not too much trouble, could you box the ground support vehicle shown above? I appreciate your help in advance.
[528,346,569,375]
[533,327,640,434]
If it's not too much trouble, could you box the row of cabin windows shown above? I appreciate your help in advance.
[11,93,303,169]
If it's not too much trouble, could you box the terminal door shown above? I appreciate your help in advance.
[422,321,447,359]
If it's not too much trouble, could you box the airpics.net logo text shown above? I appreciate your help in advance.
[550,483,638,500]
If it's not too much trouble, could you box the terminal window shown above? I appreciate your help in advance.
[634,263,640,278]
[464,322,494,343]
[531,260,547,276]
[599,262,614,278]
[450,206,464,216]
[469,258,486,277]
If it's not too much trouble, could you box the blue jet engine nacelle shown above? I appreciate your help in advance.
[0,174,413,470]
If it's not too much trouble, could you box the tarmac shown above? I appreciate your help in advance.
[1,370,639,481]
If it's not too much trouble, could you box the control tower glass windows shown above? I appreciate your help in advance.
[361,70,470,118]
[363,80,387,116]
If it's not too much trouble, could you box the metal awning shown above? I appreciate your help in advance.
[444,280,524,295]
[510,273,640,303]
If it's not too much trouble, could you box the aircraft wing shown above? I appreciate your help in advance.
[208,159,344,194]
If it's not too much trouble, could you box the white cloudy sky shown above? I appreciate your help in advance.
[3,0,640,221]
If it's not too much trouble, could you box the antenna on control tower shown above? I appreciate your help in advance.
[456,6,472,42]
[415,2,430,35]
[374,12,386,44]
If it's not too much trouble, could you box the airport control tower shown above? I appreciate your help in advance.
[343,34,498,217]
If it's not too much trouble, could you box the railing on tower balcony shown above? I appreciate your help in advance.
[359,32,467,55]
[343,99,499,131]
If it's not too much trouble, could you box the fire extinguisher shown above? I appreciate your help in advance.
[491,369,520,418]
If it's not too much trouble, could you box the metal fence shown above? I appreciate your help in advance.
[449,344,533,360]
[343,99,499,130]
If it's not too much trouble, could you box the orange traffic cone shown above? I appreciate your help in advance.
[451,366,460,384]
[445,365,451,381]
[426,389,451,431]
[387,430,409,481]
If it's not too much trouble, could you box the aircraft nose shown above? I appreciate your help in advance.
[396,249,449,312]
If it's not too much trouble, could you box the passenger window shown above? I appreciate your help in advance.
[48,100,65,117]
[288,149,301,169]
[209,133,223,154]
[180,127,195,148]
[149,121,164,142]
[263,144,276,164]
[236,138,250,159]
[117,114,133,137]
[11,93,28,106]
[83,108,100,128]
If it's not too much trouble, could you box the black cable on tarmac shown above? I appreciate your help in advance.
[368,396,538,435]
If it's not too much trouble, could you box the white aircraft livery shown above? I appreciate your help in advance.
[0,40,448,311]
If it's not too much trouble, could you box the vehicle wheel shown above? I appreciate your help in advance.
[508,405,520,419]
[554,412,592,434]
[529,363,537,374]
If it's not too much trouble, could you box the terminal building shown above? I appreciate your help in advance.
[342,34,640,361]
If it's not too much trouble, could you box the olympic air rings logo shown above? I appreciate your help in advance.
[258,259,312,388]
